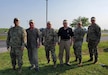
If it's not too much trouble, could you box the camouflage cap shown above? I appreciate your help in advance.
[47,21,51,24]
[29,19,34,23]
[91,17,96,20]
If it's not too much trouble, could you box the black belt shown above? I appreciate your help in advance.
[61,39,70,41]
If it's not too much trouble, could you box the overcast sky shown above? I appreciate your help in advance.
[0,0,108,29]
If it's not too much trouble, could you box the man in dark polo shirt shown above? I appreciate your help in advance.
[58,20,74,66]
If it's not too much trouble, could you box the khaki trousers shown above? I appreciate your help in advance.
[59,40,71,64]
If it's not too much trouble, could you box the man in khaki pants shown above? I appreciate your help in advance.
[58,20,74,66]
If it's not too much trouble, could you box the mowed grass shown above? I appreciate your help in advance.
[102,33,108,37]
[0,28,8,33]
[0,36,7,40]
[0,34,108,41]
[0,41,108,75]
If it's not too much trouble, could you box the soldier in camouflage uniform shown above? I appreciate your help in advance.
[73,21,85,66]
[86,17,101,64]
[6,18,26,73]
[26,20,41,71]
[42,21,57,68]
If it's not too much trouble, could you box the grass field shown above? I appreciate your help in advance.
[0,41,108,75]
[0,36,7,40]
[0,28,8,33]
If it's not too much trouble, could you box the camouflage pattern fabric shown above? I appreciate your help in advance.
[73,27,85,60]
[42,28,57,62]
[7,26,26,68]
[86,23,101,61]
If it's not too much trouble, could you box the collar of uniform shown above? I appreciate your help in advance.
[63,27,69,30]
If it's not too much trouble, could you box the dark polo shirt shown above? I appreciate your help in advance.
[58,27,74,40]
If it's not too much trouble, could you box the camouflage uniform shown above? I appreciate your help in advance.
[42,28,57,64]
[73,27,85,64]
[7,26,26,70]
[86,23,101,63]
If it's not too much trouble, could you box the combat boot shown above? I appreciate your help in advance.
[18,66,22,73]
[53,61,57,68]
[78,63,82,67]
[12,65,16,70]
[73,57,78,62]
[35,67,39,72]
[87,57,93,62]
[93,57,98,64]
[47,59,50,64]
[78,58,82,67]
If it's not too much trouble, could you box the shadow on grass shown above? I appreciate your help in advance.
[104,48,108,52]
[0,62,95,75]
[100,64,108,69]
[0,65,75,75]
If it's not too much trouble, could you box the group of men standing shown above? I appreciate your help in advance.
[6,17,101,73]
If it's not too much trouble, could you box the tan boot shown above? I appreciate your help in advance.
[78,63,82,67]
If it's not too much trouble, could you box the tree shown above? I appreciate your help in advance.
[70,16,90,27]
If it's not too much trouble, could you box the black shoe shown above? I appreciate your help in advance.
[66,63,71,66]
[48,60,50,64]
[35,68,39,72]
[87,59,93,62]
[12,66,16,70]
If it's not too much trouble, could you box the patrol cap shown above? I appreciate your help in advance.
[14,18,19,22]
[29,19,34,23]
[47,21,51,25]
[91,17,96,20]
[63,19,67,23]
